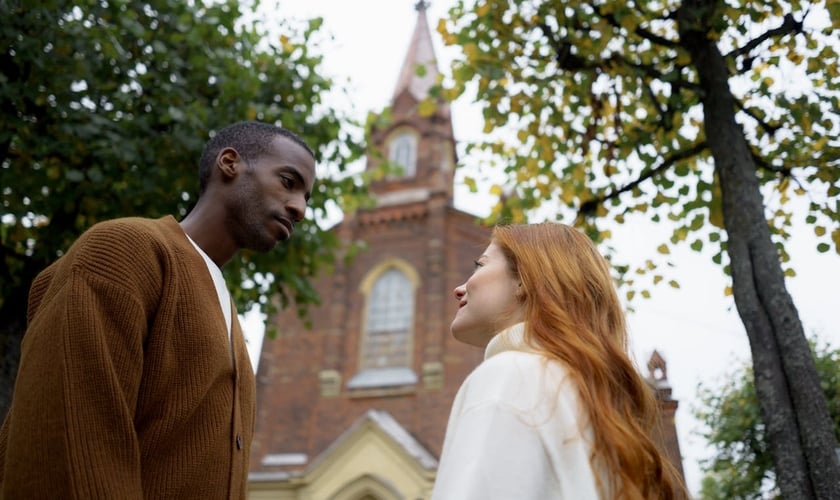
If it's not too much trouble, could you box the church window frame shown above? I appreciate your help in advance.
[387,130,418,178]
[348,259,420,390]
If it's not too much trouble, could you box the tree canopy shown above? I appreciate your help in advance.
[0,0,366,414]
[437,0,840,497]
[695,339,840,499]
[438,0,838,269]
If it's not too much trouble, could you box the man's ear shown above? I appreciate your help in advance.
[217,147,243,180]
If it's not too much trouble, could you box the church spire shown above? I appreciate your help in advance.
[392,1,439,101]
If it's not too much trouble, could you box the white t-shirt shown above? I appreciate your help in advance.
[185,235,232,340]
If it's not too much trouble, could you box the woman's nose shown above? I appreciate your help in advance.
[453,284,465,300]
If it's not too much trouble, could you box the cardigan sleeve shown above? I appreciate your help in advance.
[2,262,149,498]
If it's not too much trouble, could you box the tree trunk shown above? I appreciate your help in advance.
[679,3,840,498]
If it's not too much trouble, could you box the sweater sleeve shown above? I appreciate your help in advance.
[2,257,149,498]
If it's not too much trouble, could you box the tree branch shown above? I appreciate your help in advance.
[726,13,804,70]
[752,149,791,176]
[535,7,702,97]
[597,4,681,49]
[537,22,594,71]
[578,140,708,215]
[737,99,783,136]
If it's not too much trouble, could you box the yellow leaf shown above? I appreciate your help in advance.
[619,15,639,33]
[279,34,293,53]
[709,205,724,228]
[540,147,555,163]
[802,114,812,135]
[657,244,670,254]
[778,177,789,193]
[815,226,826,236]
[560,189,575,205]
[724,286,733,296]
[525,157,538,172]
[463,176,477,192]
[787,52,804,64]
[417,98,437,117]
[463,43,479,61]
[668,280,680,289]
[489,184,503,196]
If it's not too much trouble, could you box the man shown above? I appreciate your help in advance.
[0,121,316,499]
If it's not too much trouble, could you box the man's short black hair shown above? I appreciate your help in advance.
[198,121,314,195]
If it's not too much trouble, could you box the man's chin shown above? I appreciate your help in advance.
[247,236,280,253]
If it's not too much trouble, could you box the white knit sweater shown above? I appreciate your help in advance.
[431,323,606,499]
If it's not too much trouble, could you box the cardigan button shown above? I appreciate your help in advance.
[236,434,242,450]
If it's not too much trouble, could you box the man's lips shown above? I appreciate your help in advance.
[275,216,294,237]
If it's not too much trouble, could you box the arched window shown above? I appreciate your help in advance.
[388,132,417,178]
[362,268,413,370]
[348,261,419,390]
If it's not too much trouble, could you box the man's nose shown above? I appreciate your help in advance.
[286,194,307,222]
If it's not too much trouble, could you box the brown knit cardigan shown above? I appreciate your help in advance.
[0,216,256,499]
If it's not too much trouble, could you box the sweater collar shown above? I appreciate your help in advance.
[484,322,541,360]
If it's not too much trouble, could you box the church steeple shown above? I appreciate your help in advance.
[392,1,439,102]
[363,1,457,208]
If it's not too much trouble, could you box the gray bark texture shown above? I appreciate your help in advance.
[679,1,840,498]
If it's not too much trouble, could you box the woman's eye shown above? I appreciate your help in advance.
[473,260,483,270]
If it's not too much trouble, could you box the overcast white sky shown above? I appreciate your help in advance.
[242,1,840,495]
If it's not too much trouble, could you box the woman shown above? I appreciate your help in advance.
[431,222,685,499]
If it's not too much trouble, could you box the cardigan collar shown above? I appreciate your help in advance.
[484,322,541,360]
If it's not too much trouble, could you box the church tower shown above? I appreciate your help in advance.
[249,3,490,498]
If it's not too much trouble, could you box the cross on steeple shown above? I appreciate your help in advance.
[415,0,429,11]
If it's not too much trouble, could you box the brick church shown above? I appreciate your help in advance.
[248,3,684,498]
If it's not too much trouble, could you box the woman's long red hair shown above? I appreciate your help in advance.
[493,222,686,499]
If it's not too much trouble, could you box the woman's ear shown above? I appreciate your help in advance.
[515,282,526,300]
